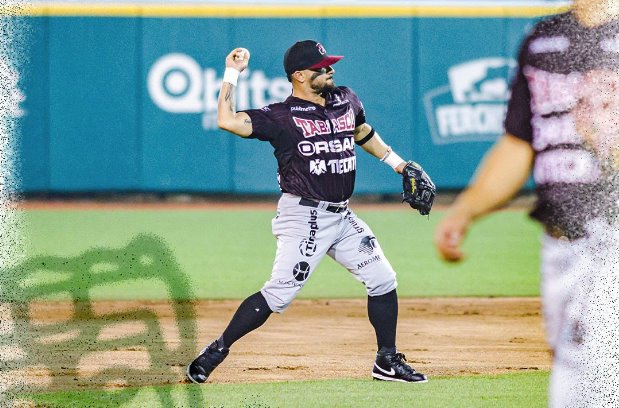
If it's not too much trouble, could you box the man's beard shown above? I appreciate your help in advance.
[311,79,336,94]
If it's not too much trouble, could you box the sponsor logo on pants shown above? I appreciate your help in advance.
[299,210,319,257]
[358,236,377,255]
[357,255,382,270]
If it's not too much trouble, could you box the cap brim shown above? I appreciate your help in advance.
[309,55,343,69]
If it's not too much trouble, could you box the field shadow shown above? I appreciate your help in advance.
[0,233,202,407]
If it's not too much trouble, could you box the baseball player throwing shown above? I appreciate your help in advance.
[186,40,435,384]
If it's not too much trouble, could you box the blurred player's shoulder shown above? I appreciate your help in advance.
[533,11,574,34]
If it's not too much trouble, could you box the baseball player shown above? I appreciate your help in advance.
[434,1,619,406]
[186,40,435,384]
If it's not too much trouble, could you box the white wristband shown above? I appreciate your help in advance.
[223,67,240,86]
[381,147,405,170]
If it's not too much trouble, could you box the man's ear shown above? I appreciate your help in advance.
[292,71,306,84]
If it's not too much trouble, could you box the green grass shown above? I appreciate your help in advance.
[25,371,549,408]
[18,208,543,300]
[12,207,548,408]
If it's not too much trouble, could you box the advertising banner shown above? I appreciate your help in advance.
[17,4,555,193]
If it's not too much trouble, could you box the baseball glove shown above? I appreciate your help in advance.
[401,161,436,216]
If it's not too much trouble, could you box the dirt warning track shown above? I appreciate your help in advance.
[21,297,550,391]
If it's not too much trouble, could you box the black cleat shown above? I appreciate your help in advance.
[186,339,229,384]
[372,348,428,383]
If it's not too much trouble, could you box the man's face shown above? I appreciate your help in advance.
[573,0,616,12]
[307,66,336,93]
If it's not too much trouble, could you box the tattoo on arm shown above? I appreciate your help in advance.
[224,85,235,114]
[220,83,252,132]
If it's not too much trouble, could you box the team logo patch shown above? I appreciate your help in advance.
[310,159,327,175]
[316,43,326,55]
[309,157,356,176]
[293,261,311,282]
[358,236,377,255]
[332,95,351,108]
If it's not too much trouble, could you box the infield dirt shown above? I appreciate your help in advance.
[23,297,550,391]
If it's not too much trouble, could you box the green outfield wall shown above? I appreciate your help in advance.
[15,2,566,193]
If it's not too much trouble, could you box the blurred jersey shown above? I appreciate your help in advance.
[505,11,619,240]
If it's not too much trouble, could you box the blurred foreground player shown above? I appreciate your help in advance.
[435,1,619,406]
[187,40,435,384]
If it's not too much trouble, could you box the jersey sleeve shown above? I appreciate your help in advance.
[504,36,534,143]
[341,87,366,127]
[243,107,278,141]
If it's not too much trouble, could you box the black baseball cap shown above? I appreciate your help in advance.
[283,40,343,76]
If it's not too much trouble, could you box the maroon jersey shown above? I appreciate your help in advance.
[243,86,366,202]
[505,12,619,239]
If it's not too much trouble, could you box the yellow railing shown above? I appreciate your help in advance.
[7,3,569,18]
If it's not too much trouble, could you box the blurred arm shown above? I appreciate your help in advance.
[451,133,534,219]
[434,133,534,262]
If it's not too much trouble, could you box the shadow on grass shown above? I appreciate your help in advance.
[1,233,203,407]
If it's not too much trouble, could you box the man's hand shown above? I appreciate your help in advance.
[225,48,250,72]
[434,211,471,262]
[218,48,253,137]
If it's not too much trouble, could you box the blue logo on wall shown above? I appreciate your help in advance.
[147,53,291,130]
[423,58,516,145]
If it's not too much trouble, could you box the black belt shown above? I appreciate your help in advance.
[299,197,348,213]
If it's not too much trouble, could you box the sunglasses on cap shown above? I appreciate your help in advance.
[308,66,333,75]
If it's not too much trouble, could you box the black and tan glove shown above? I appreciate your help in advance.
[401,161,436,216]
